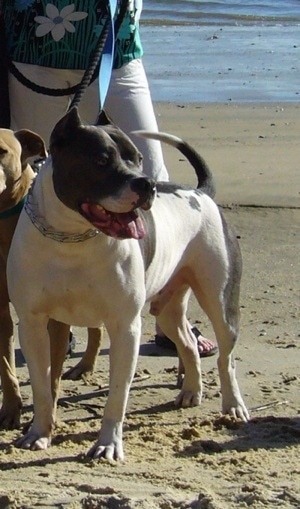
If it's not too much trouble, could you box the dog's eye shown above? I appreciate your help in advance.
[97,156,108,166]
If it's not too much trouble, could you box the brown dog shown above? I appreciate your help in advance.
[0,127,102,428]
[0,127,46,428]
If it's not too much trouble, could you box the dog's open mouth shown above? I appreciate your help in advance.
[80,203,146,240]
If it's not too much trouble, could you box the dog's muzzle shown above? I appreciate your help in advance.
[79,178,156,240]
[130,177,156,211]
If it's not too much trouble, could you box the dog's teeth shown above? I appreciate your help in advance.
[94,204,108,215]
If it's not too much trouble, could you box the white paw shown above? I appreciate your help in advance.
[87,419,124,461]
[175,389,202,408]
[223,398,250,422]
[87,439,124,461]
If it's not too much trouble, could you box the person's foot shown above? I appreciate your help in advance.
[154,326,218,358]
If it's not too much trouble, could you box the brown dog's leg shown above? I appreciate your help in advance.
[0,303,22,429]
[48,319,70,409]
[0,218,23,429]
[62,327,103,380]
[0,252,22,429]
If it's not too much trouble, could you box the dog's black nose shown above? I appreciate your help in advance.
[130,177,156,196]
[130,177,156,211]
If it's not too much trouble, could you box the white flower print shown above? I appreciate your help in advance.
[35,3,88,42]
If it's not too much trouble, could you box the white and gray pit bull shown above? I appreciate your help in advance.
[7,107,249,460]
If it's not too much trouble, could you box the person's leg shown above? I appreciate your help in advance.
[104,60,216,356]
[105,59,169,181]
[81,66,217,357]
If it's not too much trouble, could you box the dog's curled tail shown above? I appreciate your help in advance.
[133,131,216,198]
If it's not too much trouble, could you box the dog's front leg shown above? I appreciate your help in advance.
[0,302,22,429]
[15,316,54,450]
[87,316,141,461]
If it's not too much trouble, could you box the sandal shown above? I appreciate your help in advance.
[154,326,218,358]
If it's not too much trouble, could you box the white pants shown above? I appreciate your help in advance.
[9,58,169,181]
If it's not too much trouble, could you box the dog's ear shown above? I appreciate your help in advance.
[14,130,48,167]
[50,107,82,148]
[95,109,114,126]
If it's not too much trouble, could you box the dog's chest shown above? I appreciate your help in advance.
[10,213,148,326]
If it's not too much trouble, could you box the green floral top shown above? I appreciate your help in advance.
[1,0,143,70]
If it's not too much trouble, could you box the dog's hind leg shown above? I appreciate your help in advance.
[62,327,103,380]
[155,287,202,408]
[191,241,249,422]
[195,287,248,421]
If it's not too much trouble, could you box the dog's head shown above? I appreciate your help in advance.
[50,108,156,240]
[0,128,47,196]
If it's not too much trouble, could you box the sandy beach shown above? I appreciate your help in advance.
[0,102,299,509]
[154,102,300,207]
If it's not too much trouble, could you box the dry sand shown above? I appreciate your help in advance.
[0,102,299,509]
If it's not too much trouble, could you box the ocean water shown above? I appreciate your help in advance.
[142,0,300,26]
[140,1,300,102]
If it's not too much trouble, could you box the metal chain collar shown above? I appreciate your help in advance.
[24,186,100,243]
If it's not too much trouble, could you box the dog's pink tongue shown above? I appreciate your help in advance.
[107,212,146,239]
[127,214,145,240]
[80,203,146,239]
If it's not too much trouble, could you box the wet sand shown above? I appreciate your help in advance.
[154,102,300,207]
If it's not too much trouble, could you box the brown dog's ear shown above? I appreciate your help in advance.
[14,130,47,166]
[95,109,114,126]
[50,107,82,149]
